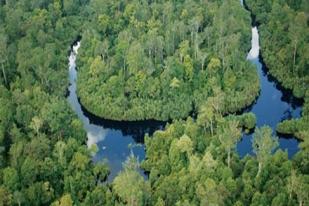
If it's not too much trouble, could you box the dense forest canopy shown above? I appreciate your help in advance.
[77,0,259,121]
[0,0,111,205]
[0,0,308,205]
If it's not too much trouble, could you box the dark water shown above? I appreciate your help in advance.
[67,42,165,180]
[67,13,302,180]
[236,27,302,158]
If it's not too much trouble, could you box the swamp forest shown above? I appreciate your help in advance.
[0,0,308,205]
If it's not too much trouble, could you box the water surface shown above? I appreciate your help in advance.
[67,42,165,180]
[236,27,302,157]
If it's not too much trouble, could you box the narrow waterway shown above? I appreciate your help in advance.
[67,42,165,180]
[236,7,302,157]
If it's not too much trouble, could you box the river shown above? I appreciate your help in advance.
[236,27,302,158]
[67,42,165,180]
[67,4,302,180]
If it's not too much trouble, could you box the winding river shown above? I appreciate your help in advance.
[236,26,302,158]
[67,2,302,179]
[68,42,165,180]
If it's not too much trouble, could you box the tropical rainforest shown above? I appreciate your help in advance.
[77,0,259,121]
[0,0,308,206]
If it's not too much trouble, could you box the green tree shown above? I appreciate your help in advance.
[288,171,309,206]
[0,186,12,206]
[13,191,25,206]
[0,34,8,85]
[252,126,279,178]
[196,178,225,206]
[207,57,221,76]
[218,120,241,168]
[113,155,150,206]
[288,12,306,72]
[51,194,73,206]
[29,116,43,135]
[3,167,19,191]
[197,104,215,136]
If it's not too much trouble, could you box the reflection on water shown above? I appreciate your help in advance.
[68,42,107,147]
[68,4,303,180]
[67,41,166,180]
[237,26,302,158]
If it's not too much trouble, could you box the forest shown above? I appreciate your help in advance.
[76,0,259,121]
[0,0,308,206]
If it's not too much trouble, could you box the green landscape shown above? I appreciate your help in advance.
[0,0,308,205]
[77,0,259,121]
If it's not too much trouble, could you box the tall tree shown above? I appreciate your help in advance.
[218,120,241,168]
[252,126,279,178]
[197,104,215,136]
[113,154,150,206]
[0,34,8,85]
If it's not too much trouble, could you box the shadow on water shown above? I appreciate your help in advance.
[68,0,304,180]
[79,102,166,144]
[67,39,166,181]
[259,54,304,108]
[237,2,303,158]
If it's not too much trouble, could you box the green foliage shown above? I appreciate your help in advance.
[252,126,279,178]
[218,120,242,168]
[227,112,257,130]
[0,1,110,205]
[77,0,259,121]
[141,115,308,205]
[51,194,73,206]
[0,0,308,206]
[113,155,150,206]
